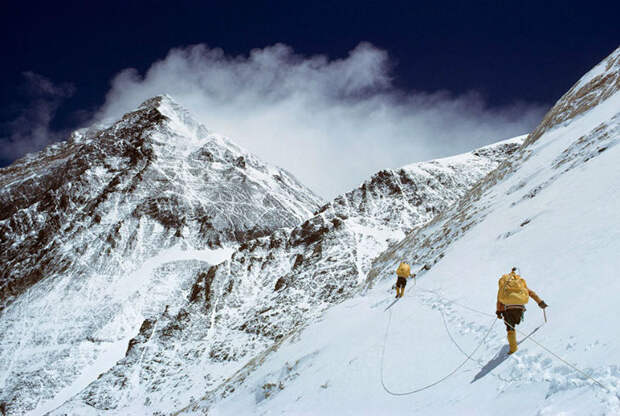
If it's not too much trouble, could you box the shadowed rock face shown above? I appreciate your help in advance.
[0,103,164,310]
[54,136,523,414]
[0,96,323,415]
[0,96,323,312]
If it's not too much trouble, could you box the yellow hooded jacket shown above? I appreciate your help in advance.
[497,272,542,311]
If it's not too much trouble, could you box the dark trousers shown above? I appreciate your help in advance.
[503,308,524,332]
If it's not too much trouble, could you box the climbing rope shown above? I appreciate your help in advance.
[380,281,615,396]
[418,287,614,394]
[380,283,498,396]
[437,303,485,364]
[504,317,612,393]
[409,283,493,364]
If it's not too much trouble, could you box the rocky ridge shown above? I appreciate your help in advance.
[54,136,524,414]
[369,47,620,285]
[0,96,323,415]
[177,47,620,416]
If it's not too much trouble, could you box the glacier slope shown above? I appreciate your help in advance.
[52,137,523,414]
[180,48,620,415]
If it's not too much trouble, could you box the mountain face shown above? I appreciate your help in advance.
[369,47,620,286]
[50,137,523,414]
[0,96,322,310]
[0,96,323,415]
[524,47,620,147]
[5,45,617,416]
[180,49,620,415]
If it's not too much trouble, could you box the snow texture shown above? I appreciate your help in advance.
[48,136,521,414]
[176,47,620,416]
[2,45,618,416]
[0,96,323,415]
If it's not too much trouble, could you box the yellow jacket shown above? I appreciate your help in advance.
[496,272,542,311]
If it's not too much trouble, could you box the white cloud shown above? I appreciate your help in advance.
[97,43,546,199]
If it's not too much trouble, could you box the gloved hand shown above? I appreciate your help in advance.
[496,311,503,319]
[538,300,548,309]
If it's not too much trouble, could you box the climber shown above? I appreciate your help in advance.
[496,267,548,354]
[395,262,415,298]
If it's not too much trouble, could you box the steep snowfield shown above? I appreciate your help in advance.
[177,48,620,415]
[50,136,522,414]
[3,44,618,416]
[0,96,323,415]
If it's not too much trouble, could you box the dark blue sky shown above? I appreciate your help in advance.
[1,0,618,167]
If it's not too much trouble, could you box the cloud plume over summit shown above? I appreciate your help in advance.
[4,44,546,198]
[96,42,546,198]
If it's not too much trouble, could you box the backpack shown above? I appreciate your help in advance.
[498,273,529,305]
[396,262,411,278]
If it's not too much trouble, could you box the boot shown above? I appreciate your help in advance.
[395,288,400,298]
[400,288,405,298]
[507,330,518,354]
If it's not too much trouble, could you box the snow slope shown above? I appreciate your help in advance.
[0,96,323,415]
[50,135,523,413]
[178,47,620,415]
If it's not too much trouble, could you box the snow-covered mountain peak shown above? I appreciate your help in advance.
[315,136,524,234]
[402,135,526,172]
[135,95,210,144]
[123,47,620,416]
[124,95,314,207]
[0,97,323,415]
[48,136,524,415]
